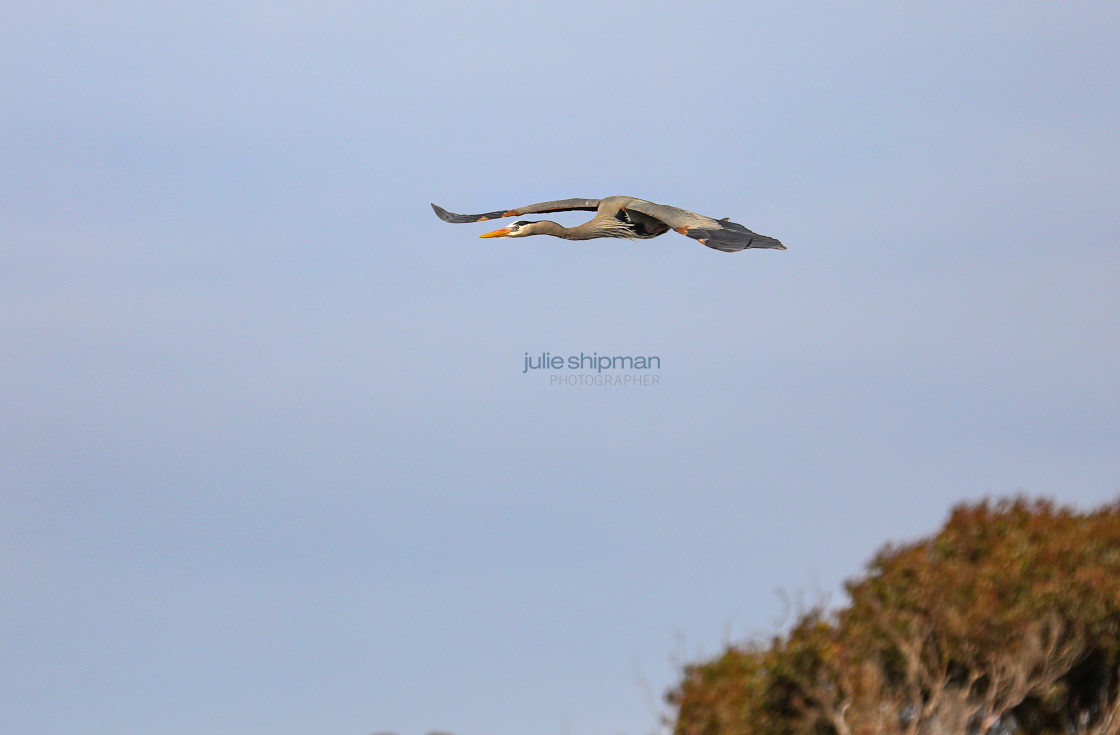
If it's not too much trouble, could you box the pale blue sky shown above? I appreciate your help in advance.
[2,3,1118,735]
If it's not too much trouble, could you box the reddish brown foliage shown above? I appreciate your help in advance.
[668,497,1120,735]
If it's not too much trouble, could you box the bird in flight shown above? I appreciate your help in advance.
[431,196,784,253]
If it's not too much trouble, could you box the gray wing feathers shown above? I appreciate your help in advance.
[624,200,718,229]
[431,198,600,223]
[682,221,786,252]
[626,199,785,253]
[431,203,509,223]
[509,198,601,216]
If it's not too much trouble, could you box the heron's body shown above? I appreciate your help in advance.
[431,196,784,253]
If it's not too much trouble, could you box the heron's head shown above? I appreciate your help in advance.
[479,220,538,238]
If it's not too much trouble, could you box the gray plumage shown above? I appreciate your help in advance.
[431,196,784,253]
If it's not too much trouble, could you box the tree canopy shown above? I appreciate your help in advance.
[667,497,1120,735]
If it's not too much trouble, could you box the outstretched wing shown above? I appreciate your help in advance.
[625,200,785,253]
[431,198,601,224]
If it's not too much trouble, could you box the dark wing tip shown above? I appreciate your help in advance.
[431,203,509,224]
[431,203,459,222]
[683,220,785,253]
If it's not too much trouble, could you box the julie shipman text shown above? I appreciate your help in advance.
[523,352,661,373]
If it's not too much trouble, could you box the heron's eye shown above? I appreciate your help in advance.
[510,224,520,231]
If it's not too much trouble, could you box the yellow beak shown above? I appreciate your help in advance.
[479,226,512,238]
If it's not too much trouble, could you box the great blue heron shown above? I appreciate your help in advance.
[430,196,784,253]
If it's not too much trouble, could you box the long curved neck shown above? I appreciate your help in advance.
[530,220,586,240]
[529,219,626,240]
